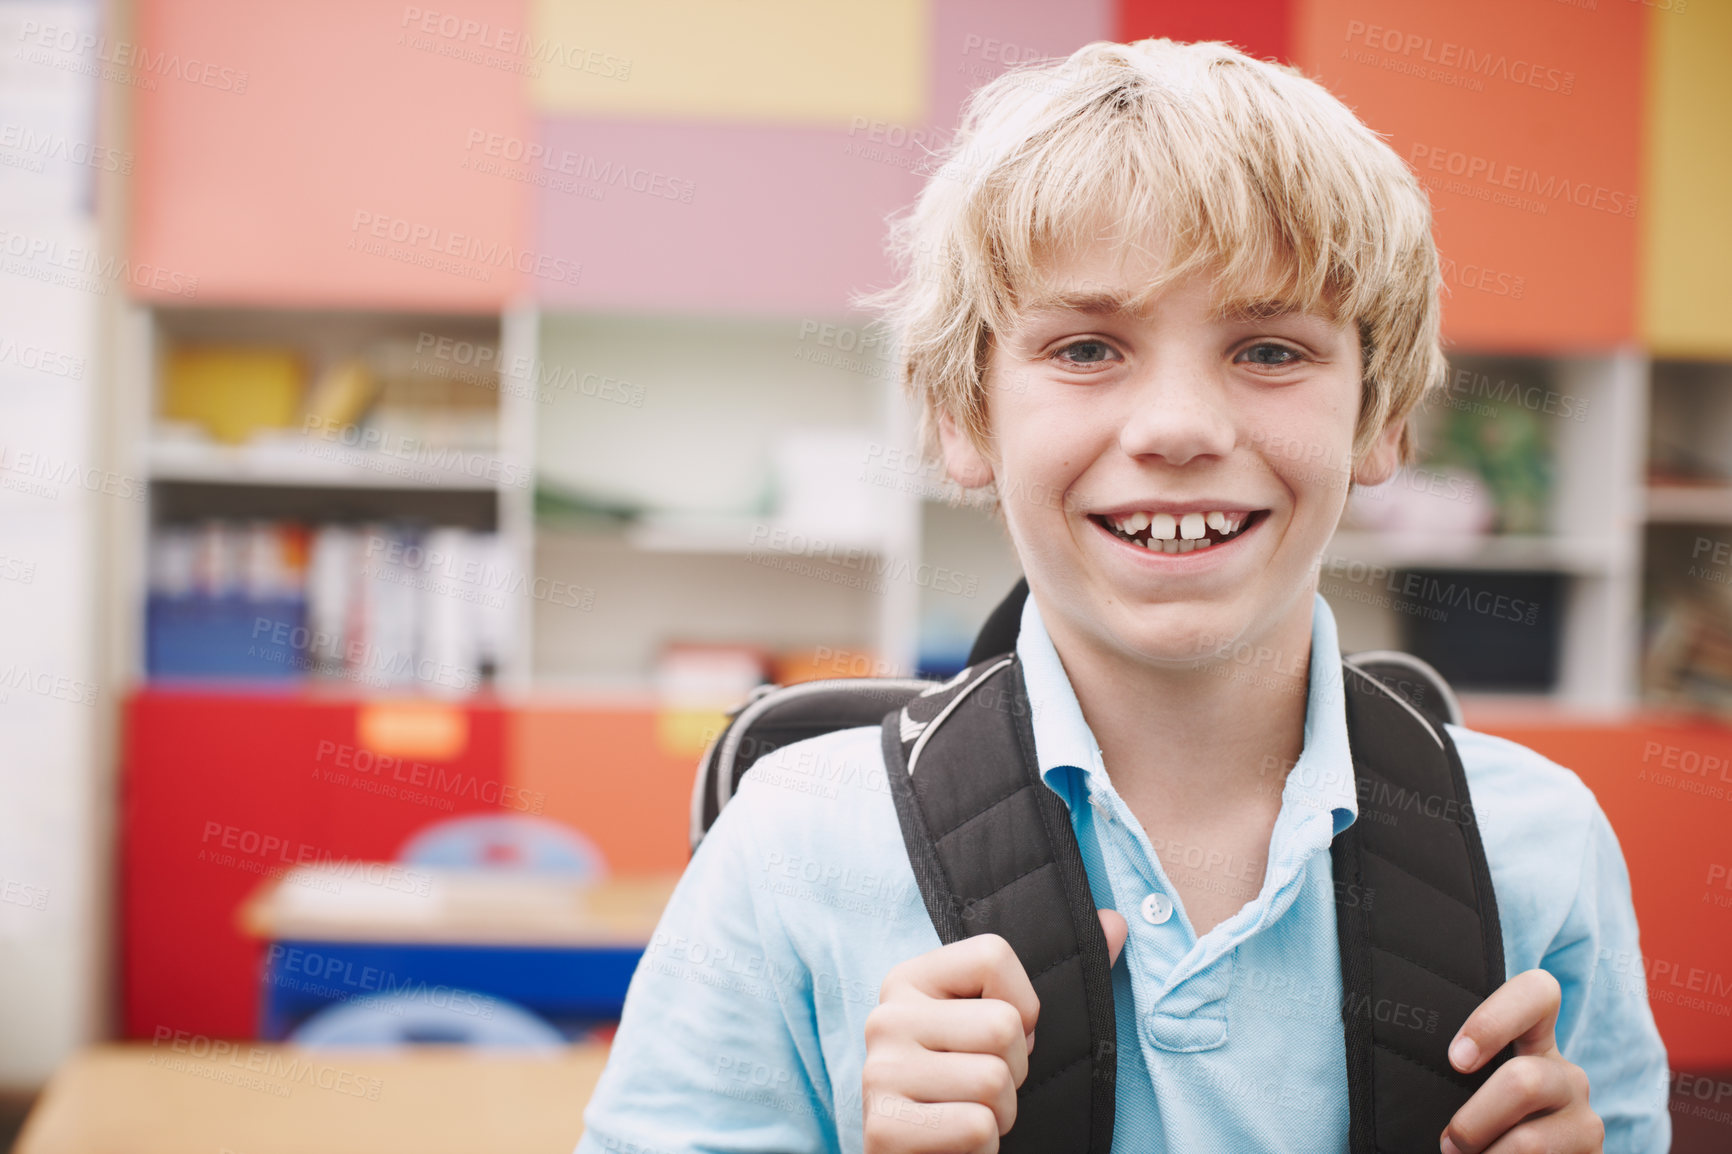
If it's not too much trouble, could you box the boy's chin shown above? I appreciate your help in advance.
[1096,603,1254,668]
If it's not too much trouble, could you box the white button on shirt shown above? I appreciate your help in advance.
[1140,891,1173,925]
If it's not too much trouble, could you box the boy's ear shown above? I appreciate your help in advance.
[937,409,996,490]
[1352,417,1406,488]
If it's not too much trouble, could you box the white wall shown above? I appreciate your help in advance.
[0,0,107,1086]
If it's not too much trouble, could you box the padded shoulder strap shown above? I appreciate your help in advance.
[880,656,1115,1154]
[689,676,934,852]
[1333,661,1511,1153]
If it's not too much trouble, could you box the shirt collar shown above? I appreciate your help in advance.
[1015,591,1359,836]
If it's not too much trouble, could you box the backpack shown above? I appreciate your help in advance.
[690,579,1510,1153]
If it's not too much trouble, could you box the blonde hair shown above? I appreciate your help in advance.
[861,38,1444,471]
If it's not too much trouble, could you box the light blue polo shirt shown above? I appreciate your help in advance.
[575,594,1671,1153]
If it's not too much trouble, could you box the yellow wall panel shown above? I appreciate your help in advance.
[529,0,927,125]
[1642,0,1732,356]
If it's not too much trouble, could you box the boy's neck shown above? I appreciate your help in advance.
[1038,592,1315,824]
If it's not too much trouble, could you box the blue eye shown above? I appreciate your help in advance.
[1238,342,1301,366]
[1057,340,1117,366]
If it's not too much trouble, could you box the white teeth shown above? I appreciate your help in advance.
[1109,507,1253,549]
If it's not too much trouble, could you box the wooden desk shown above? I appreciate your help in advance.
[240,867,680,946]
[16,1043,608,1153]
[239,867,681,1039]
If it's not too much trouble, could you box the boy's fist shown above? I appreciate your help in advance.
[862,910,1128,1154]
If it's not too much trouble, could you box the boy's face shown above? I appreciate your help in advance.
[940,235,1402,671]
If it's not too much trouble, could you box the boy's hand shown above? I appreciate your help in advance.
[862,910,1128,1153]
[1440,968,1604,1154]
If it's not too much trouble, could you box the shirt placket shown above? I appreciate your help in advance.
[1080,755,1235,1054]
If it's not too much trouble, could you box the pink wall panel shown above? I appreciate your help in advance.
[528,118,924,313]
[131,0,532,309]
[929,0,1116,139]
[527,0,1113,314]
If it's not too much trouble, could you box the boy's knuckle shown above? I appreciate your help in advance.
[1506,1128,1546,1154]
[1506,1056,1547,1101]
[863,1003,902,1047]
[985,1003,1021,1049]
[952,1103,1000,1148]
[975,932,1015,967]
[985,1060,1017,1104]
[958,1055,1006,1102]
[861,1051,899,1088]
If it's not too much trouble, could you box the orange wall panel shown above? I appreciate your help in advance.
[1468,714,1732,1071]
[1296,0,1643,350]
[508,704,697,874]
[130,0,531,308]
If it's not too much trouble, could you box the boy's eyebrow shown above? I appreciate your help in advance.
[1017,289,1324,323]
[1215,296,1311,322]
[1017,287,1152,317]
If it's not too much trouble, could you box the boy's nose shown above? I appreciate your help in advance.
[1116,365,1236,467]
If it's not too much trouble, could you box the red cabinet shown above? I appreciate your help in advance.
[1468,713,1732,1071]
[120,690,507,1038]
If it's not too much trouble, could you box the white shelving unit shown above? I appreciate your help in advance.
[115,303,534,689]
[143,439,507,490]
[525,311,922,687]
[1324,351,1646,710]
[1638,358,1732,716]
[111,302,1722,715]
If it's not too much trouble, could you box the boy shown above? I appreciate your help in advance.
[575,39,1669,1154]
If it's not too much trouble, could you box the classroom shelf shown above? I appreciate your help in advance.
[1645,484,1732,525]
[113,302,541,693]
[145,439,514,492]
[623,512,888,556]
[1326,531,1627,574]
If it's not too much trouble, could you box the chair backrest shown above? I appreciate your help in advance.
[289,991,566,1050]
[397,813,606,878]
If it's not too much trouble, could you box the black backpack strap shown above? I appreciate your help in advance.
[1343,649,1464,732]
[688,676,933,852]
[1333,660,1510,1153]
[880,656,1115,1154]
[967,576,1029,667]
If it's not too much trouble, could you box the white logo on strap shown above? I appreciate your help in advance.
[918,667,972,699]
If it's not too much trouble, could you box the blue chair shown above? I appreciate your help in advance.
[397,813,606,878]
[288,990,565,1050]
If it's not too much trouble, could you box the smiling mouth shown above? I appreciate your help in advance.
[1089,509,1269,554]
